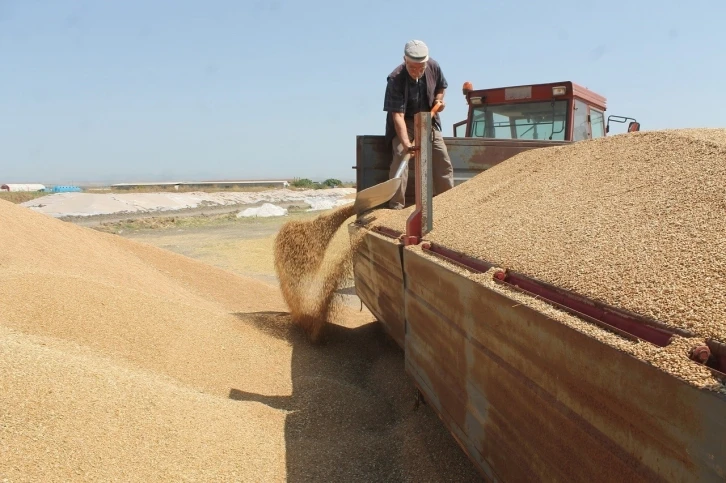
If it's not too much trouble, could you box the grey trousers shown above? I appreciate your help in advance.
[389,123,454,209]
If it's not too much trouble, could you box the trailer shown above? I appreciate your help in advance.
[348,81,725,481]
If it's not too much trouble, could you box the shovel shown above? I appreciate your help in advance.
[353,152,412,214]
[353,102,443,215]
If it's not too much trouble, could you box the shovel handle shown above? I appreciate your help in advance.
[393,153,411,179]
[431,100,444,115]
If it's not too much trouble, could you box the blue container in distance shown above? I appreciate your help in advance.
[52,185,82,193]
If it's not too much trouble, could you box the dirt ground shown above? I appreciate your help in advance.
[61,200,314,228]
[97,209,359,300]
[78,208,484,482]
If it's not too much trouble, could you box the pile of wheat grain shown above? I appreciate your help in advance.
[273,204,361,342]
[372,128,726,381]
[0,198,294,481]
[0,198,483,481]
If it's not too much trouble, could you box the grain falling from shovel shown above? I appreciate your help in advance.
[273,204,360,341]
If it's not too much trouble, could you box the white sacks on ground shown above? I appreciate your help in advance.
[237,203,288,218]
[304,197,354,212]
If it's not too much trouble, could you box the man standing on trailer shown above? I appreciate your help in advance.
[383,39,454,209]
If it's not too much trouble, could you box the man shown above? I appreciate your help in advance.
[383,39,454,209]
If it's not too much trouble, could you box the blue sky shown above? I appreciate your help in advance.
[1,0,724,184]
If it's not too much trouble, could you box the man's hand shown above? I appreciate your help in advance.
[393,112,415,154]
[433,99,445,112]
[396,139,416,155]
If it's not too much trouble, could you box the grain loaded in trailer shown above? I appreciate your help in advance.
[349,81,726,481]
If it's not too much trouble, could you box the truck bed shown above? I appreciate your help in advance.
[349,221,726,482]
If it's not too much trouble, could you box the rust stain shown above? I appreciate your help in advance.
[405,296,469,422]
[406,359,503,482]
[466,331,663,482]
[469,289,700,469]
[406,278,658,480]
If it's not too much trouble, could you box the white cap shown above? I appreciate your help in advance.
[404,40,429,63]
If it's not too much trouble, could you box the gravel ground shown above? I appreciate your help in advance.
[20,188,355,218]
[373,128,726,390]
[0,198,483,482]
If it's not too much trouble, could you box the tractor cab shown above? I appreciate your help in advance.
[453,81,640,140]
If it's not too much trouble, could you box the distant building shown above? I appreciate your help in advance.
[1,183,46,192]
[110,180,290,190]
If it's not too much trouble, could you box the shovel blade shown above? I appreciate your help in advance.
[353,178,402,214]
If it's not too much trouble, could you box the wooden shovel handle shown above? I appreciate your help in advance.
[431,100,444,115]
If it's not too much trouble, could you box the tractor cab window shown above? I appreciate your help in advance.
[590,108,605,138]
[573,99,589,141]
[574,100,606,141]
[470,100,568,141]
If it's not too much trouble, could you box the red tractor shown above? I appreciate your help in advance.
[453,80,640,140]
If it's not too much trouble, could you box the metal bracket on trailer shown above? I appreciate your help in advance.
[404,110,435,246]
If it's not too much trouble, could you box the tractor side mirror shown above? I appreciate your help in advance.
[606,115,639,135]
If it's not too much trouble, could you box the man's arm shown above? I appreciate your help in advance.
[392,112,412,150]
[433,88,446,110]
[434,66,449,110]
[384,77,413,150]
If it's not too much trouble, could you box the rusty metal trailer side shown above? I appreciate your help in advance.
[348,225,406,348]
[354,135,569,198]
[349,223,726,482]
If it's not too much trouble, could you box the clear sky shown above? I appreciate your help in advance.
[1,0,724,184]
